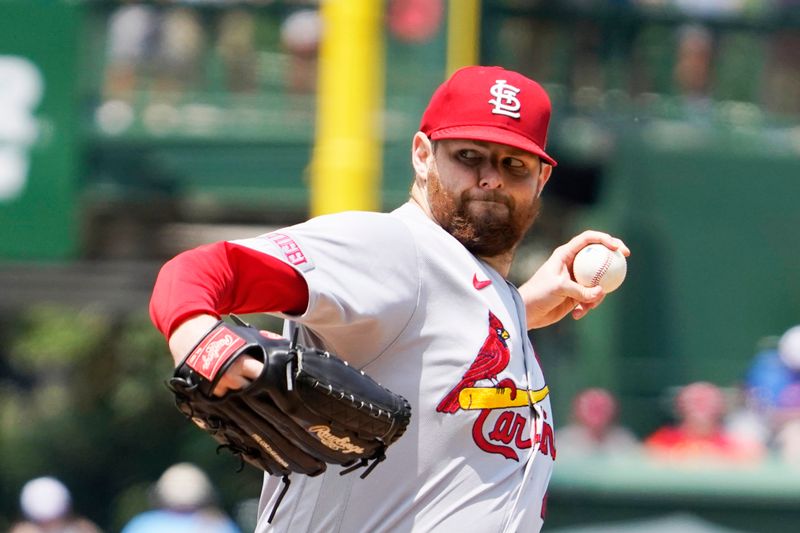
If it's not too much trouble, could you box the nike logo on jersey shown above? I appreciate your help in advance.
[473,274,492,290]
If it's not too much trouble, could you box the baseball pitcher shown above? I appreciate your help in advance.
[150,65,629,532]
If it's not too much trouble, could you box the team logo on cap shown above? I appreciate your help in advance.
[488,80,521,119]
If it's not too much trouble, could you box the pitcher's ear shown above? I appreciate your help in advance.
[536,162,552,197]
[412,132,434,184]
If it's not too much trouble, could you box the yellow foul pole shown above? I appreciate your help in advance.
[446,0,481,76]
[311,0,384,216]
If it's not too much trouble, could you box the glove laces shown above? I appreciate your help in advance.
[267,475,291,524]
[338,445,387,479]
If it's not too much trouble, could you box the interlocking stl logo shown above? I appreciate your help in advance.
[488,79,521,118]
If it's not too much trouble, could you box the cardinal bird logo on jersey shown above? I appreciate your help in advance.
[437,311,556,462]
[436,311,517,414]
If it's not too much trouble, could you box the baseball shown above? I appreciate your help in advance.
[572,244,627,293]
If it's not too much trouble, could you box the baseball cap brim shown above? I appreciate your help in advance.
[430,124,558,167]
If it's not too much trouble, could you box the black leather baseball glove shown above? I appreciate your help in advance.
[167,317,411,520]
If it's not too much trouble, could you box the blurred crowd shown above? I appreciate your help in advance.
[101,0,448,100]
[8,477,101,533]
[102,0,323,101]
[119,463,240,533]
[556,324,800,466]
[92,0,800,141]
[497,0,800,119]
[7,463,242,533]
[95,0,451,136]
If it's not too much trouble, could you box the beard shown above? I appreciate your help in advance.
[427,167,541,257]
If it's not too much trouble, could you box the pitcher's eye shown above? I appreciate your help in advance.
[457,149,482,164]
[503,157,526,169]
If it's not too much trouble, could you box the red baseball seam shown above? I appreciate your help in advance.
[591,252,612,287]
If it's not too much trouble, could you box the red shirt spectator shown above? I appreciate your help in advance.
[645,381,763,461]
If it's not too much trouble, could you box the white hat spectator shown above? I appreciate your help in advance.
[153,462,215,511]
[19,476,71,523]
[778,325,800,370]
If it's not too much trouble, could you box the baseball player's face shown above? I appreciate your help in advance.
[425,139,549,257]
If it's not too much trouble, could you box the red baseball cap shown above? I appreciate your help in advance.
[419,65,557,166]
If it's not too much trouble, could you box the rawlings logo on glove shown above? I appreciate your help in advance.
[185,329,245,380]
[309,425,366,454]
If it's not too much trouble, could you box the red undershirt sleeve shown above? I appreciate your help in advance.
[149,241,309,339]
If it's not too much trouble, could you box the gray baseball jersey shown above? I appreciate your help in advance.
[233,202,556,533]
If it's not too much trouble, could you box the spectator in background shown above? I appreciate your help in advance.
[120,462,240,533]
[673,24,715,116]
[674,24,714,96]
[768,325,800,464]
[387,0,444,44]
[103,1,160,100]
[103,1,206,99]
[723,382,771,457]
[741,326,800,458]
[153,5,206,95]
[645,381,764,461]
[555,388,639,457]
[775,325,800,418]
[216,7,259,93]
[762,19,800,115]
[280,9,322,94]
[8,476,102,533]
